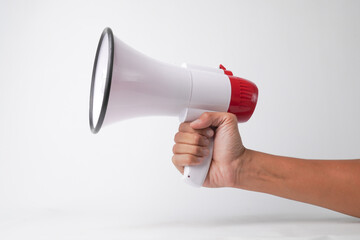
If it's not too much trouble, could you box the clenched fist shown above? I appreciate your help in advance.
[172,112,246,188]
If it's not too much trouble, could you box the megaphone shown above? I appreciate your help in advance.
[89,27,258,187]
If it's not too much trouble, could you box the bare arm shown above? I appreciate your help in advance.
[237,150,360,218]
[172,112,360,218]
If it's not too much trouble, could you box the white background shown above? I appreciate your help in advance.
[1,0,360,239]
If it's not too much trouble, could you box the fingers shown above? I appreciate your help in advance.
[172,112,240,176]
[173,124,212,174]
[174,132,210,146]
[172,154,205,174]
[173,143,209,157]
[190,112,238,130]
[172,112,237,175]
[178,123,214,137]
[172,154,203,166]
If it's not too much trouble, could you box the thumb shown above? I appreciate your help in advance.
[190,112,237,130]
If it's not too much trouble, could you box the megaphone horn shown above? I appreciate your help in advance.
[89,27,258,187]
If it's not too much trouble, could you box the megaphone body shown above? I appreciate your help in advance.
[89,28,258,187]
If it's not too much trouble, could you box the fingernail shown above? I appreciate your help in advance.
[206,129,214,137]
[203,138,210,146]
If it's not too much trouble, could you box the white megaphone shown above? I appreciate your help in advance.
[89,27,258,187]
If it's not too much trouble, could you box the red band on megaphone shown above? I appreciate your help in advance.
[227,75,258,122]
[219,65,258,122]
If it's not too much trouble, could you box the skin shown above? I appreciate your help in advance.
[172,112,360,218]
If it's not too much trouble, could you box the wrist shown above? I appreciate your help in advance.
[233,148,254,189]
[234,149,288,193]
[234,149,297,197]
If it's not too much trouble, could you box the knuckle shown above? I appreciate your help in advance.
[179,122,189,132]
[172,144,177,154]
[202,112,211,119]
[172,155,179,166]
[192,134,201,144]
[227,113,238,122]
[174,132,181,142]
[185,155,197,165]
[194,146,203,155]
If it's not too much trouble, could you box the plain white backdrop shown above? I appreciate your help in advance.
[1,0,360,239]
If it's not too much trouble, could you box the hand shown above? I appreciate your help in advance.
[172,112,246,188]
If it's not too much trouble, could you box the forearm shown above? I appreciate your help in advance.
[236,149,360,218]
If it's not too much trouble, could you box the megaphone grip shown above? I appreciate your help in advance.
[179,108,215,187]
[183,137,214,187]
